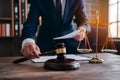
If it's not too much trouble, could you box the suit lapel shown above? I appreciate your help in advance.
[45,0,56,20]
[49,0,56,11]
[46,0,64,22]
[63,0,74,22]
[45,0,75,23]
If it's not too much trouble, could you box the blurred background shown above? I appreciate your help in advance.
[0,0,120,57]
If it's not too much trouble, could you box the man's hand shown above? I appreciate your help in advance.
[73,27,86,41]
[21,42,40,59]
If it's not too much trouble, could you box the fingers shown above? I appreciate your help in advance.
[77,26,86,33]
[21,42,41,59]
[73,33,85,41]
[73,27,86,41]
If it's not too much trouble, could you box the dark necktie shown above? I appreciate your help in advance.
[56,0,62,21]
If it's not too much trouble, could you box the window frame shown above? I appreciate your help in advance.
[108,0,120,38]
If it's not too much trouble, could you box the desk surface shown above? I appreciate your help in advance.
[0,53,120,80]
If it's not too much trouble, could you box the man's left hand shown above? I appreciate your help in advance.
[73,26,86,41]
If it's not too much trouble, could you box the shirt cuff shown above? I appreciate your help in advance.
[83,25,91,32]
[78,25,91,32]
[22,38,35,48]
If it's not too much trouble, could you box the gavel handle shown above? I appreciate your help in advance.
[13,57,30,64]
[13,50,55,64]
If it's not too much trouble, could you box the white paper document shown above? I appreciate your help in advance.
[32,54,91,63]
[53,30,80,40]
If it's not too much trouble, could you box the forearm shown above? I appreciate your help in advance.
[74,0,91,32]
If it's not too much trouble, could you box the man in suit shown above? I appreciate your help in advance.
[21,0,91,58]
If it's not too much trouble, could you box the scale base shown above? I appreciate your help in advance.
[89,57,103,63]
[44,58,80,71]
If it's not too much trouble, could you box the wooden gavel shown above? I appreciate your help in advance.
[13,43,66,64]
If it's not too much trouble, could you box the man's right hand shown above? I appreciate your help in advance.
[21,42,40,59]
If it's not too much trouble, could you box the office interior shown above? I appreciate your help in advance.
[0,0,120,57]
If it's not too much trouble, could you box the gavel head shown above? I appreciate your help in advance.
[55,43,66,61]
[55,43,66,54]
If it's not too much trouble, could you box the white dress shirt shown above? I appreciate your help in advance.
[53,0,66,17]
[22,0,66,48]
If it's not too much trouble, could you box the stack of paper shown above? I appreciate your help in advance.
[32,54,91,63]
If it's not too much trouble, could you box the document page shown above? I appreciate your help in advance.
[53,30,80,40]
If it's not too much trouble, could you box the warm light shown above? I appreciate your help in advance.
[109,0,117,4]
[109,0,120,38]
[118,23,120,37]
[109,5,117,23]
[109,23,117,38]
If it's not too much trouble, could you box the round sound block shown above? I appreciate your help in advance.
[44,58,80,71]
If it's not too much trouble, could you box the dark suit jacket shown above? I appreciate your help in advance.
[22,0,90,54]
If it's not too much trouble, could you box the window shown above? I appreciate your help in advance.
[109,0,120,38]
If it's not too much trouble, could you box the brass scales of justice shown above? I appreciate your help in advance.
[88,11,104,63]
[88,10,118,63]
[77,11,104,63]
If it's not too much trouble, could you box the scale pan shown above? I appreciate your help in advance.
[77,49,92,53]
[101,49,118,53]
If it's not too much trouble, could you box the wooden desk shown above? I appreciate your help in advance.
[0,53,120,80]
